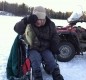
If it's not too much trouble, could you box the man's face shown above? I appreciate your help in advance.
[35,19,46,27]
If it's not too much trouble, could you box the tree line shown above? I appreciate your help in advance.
[0,1,86,20]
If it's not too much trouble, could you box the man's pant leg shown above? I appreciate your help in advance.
[41,50,58,73]
[41,50,64,80]
[29,50,43,80]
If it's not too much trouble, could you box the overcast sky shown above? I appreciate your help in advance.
[0,0,86,12]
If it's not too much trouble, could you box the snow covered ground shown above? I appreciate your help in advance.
[0,15,86,80]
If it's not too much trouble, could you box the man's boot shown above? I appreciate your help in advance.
[52,68,64,80]
[33,70,43,80]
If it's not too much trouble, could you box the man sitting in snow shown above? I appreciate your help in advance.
[13,6,64,80]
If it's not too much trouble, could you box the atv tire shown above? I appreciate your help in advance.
[57,42,75,62]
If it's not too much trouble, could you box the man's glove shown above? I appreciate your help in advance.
[23,14,38,25]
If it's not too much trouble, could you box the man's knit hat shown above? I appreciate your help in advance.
[32,6,46,19]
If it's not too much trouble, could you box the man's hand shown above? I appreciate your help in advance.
[23,14,38,25]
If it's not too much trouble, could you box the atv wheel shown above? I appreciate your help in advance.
[57,42,75,62]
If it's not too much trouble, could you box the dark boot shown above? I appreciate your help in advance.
[52,68,64,80]
[33,70,43,80]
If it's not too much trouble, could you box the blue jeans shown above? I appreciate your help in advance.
[29,49,58,73]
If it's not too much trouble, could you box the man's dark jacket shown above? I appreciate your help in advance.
[14,17,60,53]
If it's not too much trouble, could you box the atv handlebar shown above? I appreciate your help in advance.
[68,19,86,26]
[77,19,86,22]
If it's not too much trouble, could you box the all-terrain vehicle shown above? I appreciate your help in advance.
[56,8,86,62]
